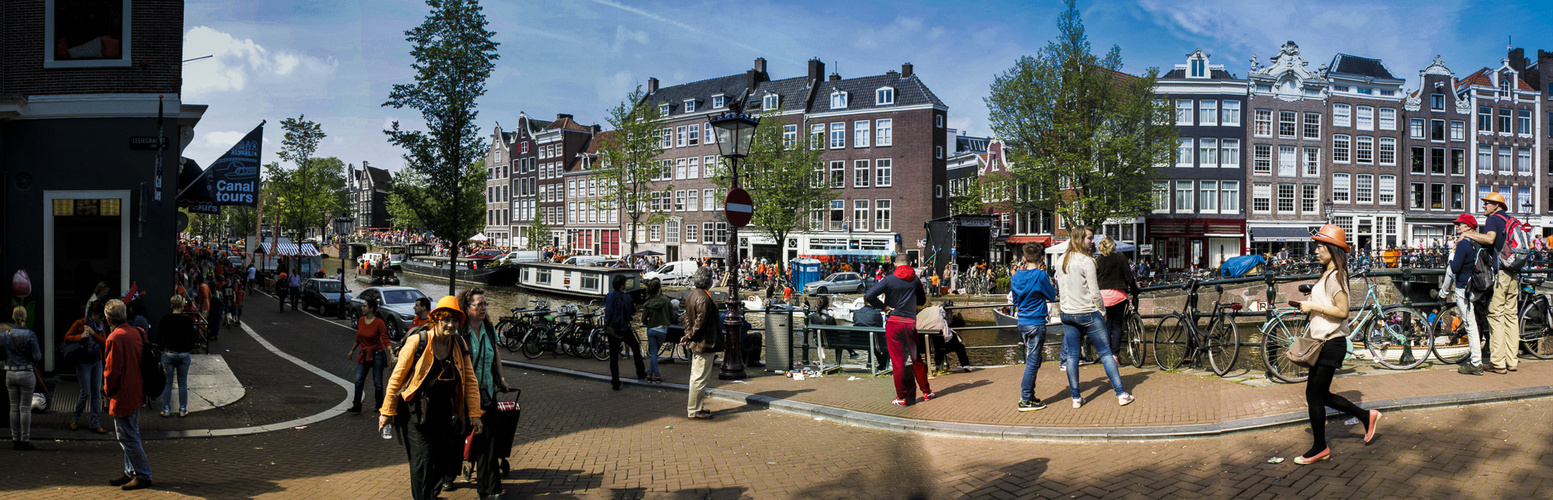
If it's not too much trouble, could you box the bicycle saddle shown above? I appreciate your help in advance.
[1526,275,1546,286]
[1298,284,1313,295]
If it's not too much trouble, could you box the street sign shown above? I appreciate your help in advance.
[725,188,752,228]
[129,136,167,150]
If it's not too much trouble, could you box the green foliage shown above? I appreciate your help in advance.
[595,85,666,257]
[949,178,987,216]
[712,109,836,278]
[524,217,552,250]
[382,0,499,295]
[983,0,1174,231]
[385,169,425,230]
[259,116,347,241]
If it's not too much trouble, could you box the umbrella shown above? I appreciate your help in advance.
[469,233,489,242]
[631,250,665,257]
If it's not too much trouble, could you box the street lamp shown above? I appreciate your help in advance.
[707,104,759,380]
[333,215,353,319]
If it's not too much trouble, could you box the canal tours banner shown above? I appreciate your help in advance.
[196,123,263,207]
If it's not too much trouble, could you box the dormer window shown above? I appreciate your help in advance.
[659,104,671,116]
[763,93,780,110]
[684,99,698,113]
[876,87,895,105]
[1190,59,1205,78]
[713,95,726,109]
[831,90,848,109]
[1500,77,1511,94]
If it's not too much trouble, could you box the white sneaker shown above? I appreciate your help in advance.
[1118,393,1135,406]
[1071,398,1083,409]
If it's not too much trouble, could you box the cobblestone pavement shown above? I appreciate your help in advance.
[4,292,1549,498]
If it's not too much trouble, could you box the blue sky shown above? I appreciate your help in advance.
[181,0,1553,173]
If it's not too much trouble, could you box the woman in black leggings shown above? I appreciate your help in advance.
[1295,225,1381,464]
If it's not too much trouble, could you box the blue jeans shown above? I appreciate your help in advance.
[353,351,386,409]
[646,327,667,377]
[161,352,192,413]
[1060,312,1129,400]
[1018,324,1047,402]
[114,410,152,480]
[74,359,103,427]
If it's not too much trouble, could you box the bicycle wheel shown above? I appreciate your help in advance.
[1261,313,1311,383]
[1518,296,1553,360]
[1366,306,1433,370]
[1081,335,1099,364]
[1126,312,1146,368]
[1430,306,1471,364]
[591,330,612,361]
[519,328,546,359]
[1205,320,1240,377]
[495,321,519,353]
[1152,314,1188,370]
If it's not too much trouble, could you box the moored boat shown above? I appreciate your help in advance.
[515,262,644,300]
[400,255,519,286]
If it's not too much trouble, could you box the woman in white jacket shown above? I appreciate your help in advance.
[1054,227,1135,409]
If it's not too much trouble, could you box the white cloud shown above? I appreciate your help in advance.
[182,26,339,99]
[1136,0,1468,87]
[182,130,248,166]
[609,25,650,55]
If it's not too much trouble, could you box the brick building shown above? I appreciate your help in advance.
[1401,56,1472,245]
[565,131,622,257]
[483,124,516,247]
[1458,58,1542,231]
[1245,41,1332,256]
[488,112,600,250]
[1151,49,1248,270]
[1,0,206,371]
[1324,53,1407,251]
[348,162,391,229]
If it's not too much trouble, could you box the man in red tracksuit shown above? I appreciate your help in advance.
[864,255,931,406]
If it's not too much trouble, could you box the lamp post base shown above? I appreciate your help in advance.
[718,297,746,380]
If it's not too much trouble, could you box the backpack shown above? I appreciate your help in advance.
[1493,213,1533,272]
[135,326,166,399]
[1468,242,1496,297]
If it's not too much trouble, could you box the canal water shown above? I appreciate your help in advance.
[326,257,1025,367]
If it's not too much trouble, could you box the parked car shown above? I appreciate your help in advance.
[562,255,610,266]
[643,260,699,285]
[301,278,355,315]
[803,272,867,295]
[497,250,542,264]
[347,286,430,341]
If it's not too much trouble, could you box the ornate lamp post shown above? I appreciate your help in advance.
[333,215,353,319]
[707,103,759,380]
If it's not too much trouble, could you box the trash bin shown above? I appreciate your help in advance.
[765,309,793,371]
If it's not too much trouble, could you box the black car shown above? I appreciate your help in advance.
[301,278,354,315]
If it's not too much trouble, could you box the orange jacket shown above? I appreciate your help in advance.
[64,317,107,352]
[380,331,483,421]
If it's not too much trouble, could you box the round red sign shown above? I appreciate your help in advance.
[725,188,753,228]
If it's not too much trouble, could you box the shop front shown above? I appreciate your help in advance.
[1146,217,1246,271]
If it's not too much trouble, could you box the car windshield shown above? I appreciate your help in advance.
[823,273,848,282]
[381,289,426,305]
[317,281,344,293]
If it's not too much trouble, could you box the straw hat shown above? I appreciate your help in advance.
[1311,224,1351,252]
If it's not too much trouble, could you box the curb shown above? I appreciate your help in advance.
[503,359,1553,442]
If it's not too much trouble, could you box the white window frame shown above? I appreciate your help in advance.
[854,160,870,188]
[1254,109,1272,137]
[684,99,698,113]
[1410,118,1425,139]
[874,200,892,232]
[1301,184,1319,214]
[1356,105,1374,131]
[1277,145,1296,177]
[1175,180,1194,213]
[1222,100,1241,126]
[1199,180,1218,214]
[1176,100,1194,126]
[1222,139,1240,168]
[1332,134,1351,163]
[854,121,870,148]
[763,94,779,110]
[1252,182,1272,214]
[1199,138,1218,168]
[1333,173,1351,203]
[876,119,893,146]
[1222,181,1240,214]
[1356,174,1374,204]
[1333,103,1352,128]
[875,158,892,187]
[876,87,895,105]
[1519,147,1533,175]
[1378,175,1396,205]
[853,200,870,232]
[1177,138,1194,167]
[830,91,848,109]
[687,123,700,146]
[1379,107,1397,131]
[1302,147,1320,177]
[811,124,824,150]
[829,122,845,149]
[782,124,797,149]
[44,0,134,68]
[1199,100,1218,126]
[676,126,687,147]
[1378,137,1396,166]
[1153,181,1170,213]
[1253,144,1272,174]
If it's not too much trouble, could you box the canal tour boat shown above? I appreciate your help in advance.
[515,262,645,300]
[400,255,520,286]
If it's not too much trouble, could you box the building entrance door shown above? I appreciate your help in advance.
[50,200,124,371]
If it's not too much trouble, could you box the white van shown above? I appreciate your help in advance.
[498,250,542,264]
[643,260,699,285]
[562,255,611,267]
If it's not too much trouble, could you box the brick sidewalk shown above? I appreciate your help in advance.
[512,345,1553,431]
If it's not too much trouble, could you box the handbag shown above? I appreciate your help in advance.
[1285,336,1324,367]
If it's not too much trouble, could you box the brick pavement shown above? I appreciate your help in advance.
[3,360,1550,499]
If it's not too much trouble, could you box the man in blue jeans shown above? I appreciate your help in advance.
[1011,243,1058,411]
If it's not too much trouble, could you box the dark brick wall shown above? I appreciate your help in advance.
[3,0,183,96]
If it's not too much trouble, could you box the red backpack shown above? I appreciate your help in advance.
[1493,213,1533,272]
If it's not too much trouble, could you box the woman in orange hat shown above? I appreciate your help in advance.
[379,295,484,499]
[1294,224,1380,464]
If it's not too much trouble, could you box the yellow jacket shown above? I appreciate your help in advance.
[380,330,484,420]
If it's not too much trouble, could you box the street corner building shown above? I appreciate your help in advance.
[1,0,206,372]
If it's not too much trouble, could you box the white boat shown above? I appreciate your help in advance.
[515,262,644,300]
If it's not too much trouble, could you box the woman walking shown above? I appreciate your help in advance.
[640,279,674,382]
[379,296,483,500]
[5,307,42,450]
[157,296,198,417]
[1294,225,1380,464]
[1054,227,1135,409]
[1094,236,1137,364]
[349,298,393,414]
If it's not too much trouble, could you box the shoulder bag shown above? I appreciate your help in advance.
[1285,336,1323,368]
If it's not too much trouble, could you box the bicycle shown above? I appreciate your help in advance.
[1261,270,1434,383]
[1121,295,1146,368]
[1512,274,1553,360]
[1151,279,1241,376]
[497,300,549,353]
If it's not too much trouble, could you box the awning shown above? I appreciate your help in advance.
[255,242,321,257]
[1005,236,1052,245]
[1250,226,1314,242]
[800,249,894,256]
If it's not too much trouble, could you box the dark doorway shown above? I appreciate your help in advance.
[751,244,779,263]
[53,211,122,355]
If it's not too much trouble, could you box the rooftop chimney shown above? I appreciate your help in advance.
[829,72,841,82]
[754,57,767,74]
[1510,48,1527,72]
[807,59,825,82]
[556,113,572,122]
[647,77,659,93]
[902,62,914,78]
[591,125,602,134]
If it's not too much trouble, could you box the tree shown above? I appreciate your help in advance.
[595,85,666,258]
[384,169,425,230]
[948,178,987,216]
[524,216,551,250]
[983,0,1174,231]
[383,0,499,296]
[711,109,834,282]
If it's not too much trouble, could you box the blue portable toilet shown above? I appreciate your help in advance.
[790,258,822,292]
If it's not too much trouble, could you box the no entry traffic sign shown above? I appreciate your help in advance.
[725,188,752,228]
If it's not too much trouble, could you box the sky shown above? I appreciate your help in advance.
[181,0,1553,173]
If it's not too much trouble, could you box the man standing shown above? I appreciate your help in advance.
[289,272,303,311]
[864,254,931,406]
[1448,214,1485,376]
[1463,192,1518,374]
[682,267,719,419]
[1011,243,1059,411]
[247,262,257,288]
[102,299,152,490]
